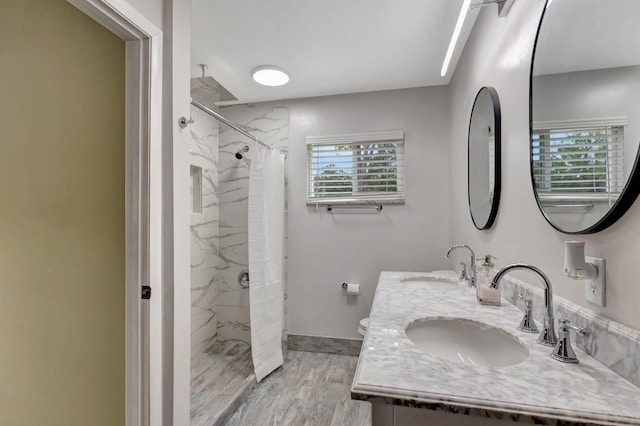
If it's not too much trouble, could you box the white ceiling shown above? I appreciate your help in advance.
[191,0,480,105]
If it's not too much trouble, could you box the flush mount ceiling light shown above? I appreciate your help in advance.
[252,66,290,86]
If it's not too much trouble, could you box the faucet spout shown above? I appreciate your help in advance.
[446,244,476,288]
[490,263,557,346]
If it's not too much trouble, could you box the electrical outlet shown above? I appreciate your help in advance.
[585,256,606,307]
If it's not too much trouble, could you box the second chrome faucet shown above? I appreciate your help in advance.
[447,244,476,288]
[490,263,558,347]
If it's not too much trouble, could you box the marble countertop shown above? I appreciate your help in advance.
[351,271,640,425]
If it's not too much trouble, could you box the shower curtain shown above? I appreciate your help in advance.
[248,145,285,382]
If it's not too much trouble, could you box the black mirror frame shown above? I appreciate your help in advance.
[528,0,640,234]
[468,86,502,230]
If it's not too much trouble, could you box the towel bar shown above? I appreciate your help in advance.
[327,204,383,212]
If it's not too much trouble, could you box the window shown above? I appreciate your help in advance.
[306,131,405,204]
[531,118,625,203]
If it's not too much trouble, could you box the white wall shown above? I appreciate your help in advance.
[287,87,452,340]
[127,0,163,29]
[449,0,640,331]
[533,66,640,180]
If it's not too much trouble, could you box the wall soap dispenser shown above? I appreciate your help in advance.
[477,255,500,305]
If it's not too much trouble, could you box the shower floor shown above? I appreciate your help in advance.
[191,340,256,426]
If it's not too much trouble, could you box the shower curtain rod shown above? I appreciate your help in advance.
[191,99,274,151]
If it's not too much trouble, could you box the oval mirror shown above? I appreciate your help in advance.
[530,0,640,234]
[469,86,501,230]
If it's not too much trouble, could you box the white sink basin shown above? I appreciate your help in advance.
[399,276,460,290]
[405,317,529,367]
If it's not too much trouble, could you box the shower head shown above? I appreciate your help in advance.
[235,145,250,159]
[190,64,237,110]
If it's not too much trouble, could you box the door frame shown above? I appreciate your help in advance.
[67,1,162,425]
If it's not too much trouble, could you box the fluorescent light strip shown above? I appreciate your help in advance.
[441,0,473,77]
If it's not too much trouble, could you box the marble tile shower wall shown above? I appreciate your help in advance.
[189,106,220,356]
[217,104,289,344]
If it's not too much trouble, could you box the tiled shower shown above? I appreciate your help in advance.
[217,103,290,346]
[189,101,290,423]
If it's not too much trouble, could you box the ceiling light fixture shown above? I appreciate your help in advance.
[441,0,473,77]
[252,66,290,86]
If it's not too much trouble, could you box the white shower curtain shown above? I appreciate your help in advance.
[248,145,285,382]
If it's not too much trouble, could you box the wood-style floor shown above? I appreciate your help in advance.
[226,351,372,426]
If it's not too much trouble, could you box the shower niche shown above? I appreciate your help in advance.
[190,165,203,214]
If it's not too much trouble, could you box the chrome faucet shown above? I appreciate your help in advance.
[447,244,476,288]
[490,263,558,347]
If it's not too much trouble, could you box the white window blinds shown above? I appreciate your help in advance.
[531,119,625,199]
[306,131,405,204]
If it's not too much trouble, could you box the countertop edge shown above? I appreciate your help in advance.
[350,384,639,426]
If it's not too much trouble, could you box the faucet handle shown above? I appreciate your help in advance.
[458,262,469,281]
[550,319,589,364]
[558,318,589,336]
[517,294,539,333]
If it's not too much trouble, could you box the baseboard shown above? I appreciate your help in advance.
[287,334,363,357]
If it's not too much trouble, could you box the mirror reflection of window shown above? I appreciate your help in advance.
[532,120,625,208]
[529,0,640,233]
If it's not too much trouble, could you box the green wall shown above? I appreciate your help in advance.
[0,0,125,424]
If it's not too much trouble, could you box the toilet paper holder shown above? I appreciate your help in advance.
[341,282,360,294]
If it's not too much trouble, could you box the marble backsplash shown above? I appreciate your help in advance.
[190,105,221,356]
[217,103,289,345]
[500,274,640,388]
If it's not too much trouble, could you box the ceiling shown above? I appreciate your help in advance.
[191,0,480,105]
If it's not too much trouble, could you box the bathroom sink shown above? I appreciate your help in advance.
[405,317,529,367]
[399,276,460,290]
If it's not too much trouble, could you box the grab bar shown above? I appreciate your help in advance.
[327,204,383,212]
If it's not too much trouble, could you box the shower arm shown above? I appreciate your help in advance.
[190,99,274,152]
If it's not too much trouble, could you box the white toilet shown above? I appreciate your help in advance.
[358,318,369,337]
